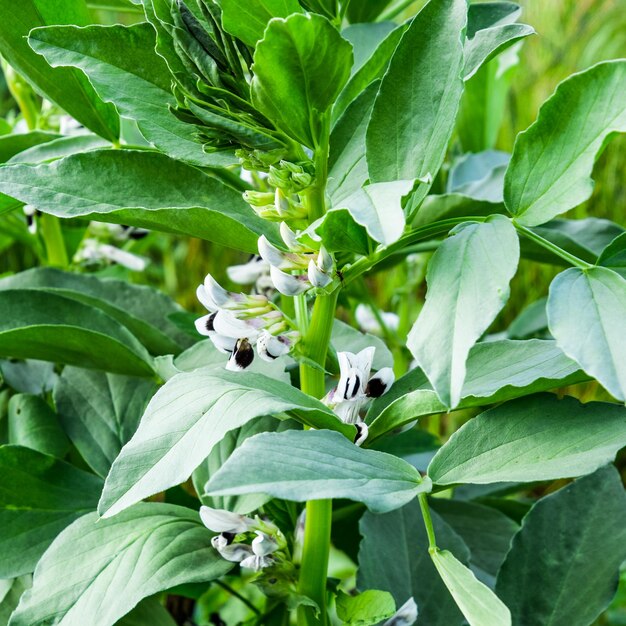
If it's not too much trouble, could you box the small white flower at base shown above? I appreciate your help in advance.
[383,597,418,626]
[211,536,254,563]
[240,531,279,571]
[256,330,291,361]
[355,304,400,335]
[307,258,332,288]
[227,255,269,285]
[269,265,310,296]
[199,505,255,534]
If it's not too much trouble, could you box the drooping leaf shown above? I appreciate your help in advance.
[366,0,467,208]
[205,429,431,513]
[8,394,70,458]
[505,60,626,226]
[251,13,353,148]
[496,465,626,626]
[407,216,520,408]
[335,589,396,626]
[0,290,154,377]
[0,0,119,142]
[99,370,354,517]
[28,23,235,167]
[506,298,548,339]
[358,498,468,626]
[0,131,62,163]
[0,150,278,253]
[428,394,626,485]
[217,0,302,46]
[0,445,102,578]
[0,268,193,355]
[547,266,626,401]
[54,367,157,478]
[8,503,232,626]
[430,549,511,626]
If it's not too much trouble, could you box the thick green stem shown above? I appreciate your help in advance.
[296,290,338,626]
[418,493,438,553]
[40,214,69,267]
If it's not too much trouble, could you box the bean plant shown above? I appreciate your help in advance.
[0,0,625,625]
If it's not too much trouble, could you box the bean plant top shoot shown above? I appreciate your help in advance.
[0,0,625,625]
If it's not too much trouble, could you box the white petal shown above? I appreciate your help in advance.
[210,333,237,354]
[307,259,332,288]
[280,221,302,251]
[97,244,147,271]
[354,347,376,382]
[256,330,291,362]
[214,310,261,340]
[200,505,254,533]
[336,351,366,400]
[251,531,279,557]
[354,422,369,446]
[196,283,219,312]
[317,246,333,273]
[227,256,269,285]
[195,313,216,337]
[270,266,310,296]
[334,398,367,424]
[204,274,230,308]
[226,338,255,371]
[384,598,418,626]
[258,235,288,268]
[213,539,254,563]
[366,367,395,398]
[240,554,274,571]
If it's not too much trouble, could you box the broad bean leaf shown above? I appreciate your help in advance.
[342,23,396,75]
[205,430,431,513]
[99,370,354,517]
[358,498,468,626]
[0,268,192,355]
[346,0,392,23]
[217,0,302,46]
[413,193,504,227]
[8,394,70,458]
[506,298,548,339]
[251,13,353,148]
[0,445,102,578]
[598,231,626,278]
[547,267,626,401]
[464,2,534,79]
[446,150,509,202]
[314,209,370,256]
[428,394,626,485]
[8,134,110,164]
[28,23,235,167]
[0,577,31,624]
[0,290,154,377]
[430,549,511,626]
[496,465,626,626]
[505,60,626,226]
[0,131,62,163]
[54,367,157,478]
[335,590,396,626]
[0,0,120,142]
[407,216,520,409]
[9,503,231,626]
[0,359,58,395]
[0,150,277,253]
[366,0,466,208]
[117,599,177,626]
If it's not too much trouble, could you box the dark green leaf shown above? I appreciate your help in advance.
[496,465,626,626]
[0,131,62,163]
[205,429,431,513]
[0,445,102,578]
[598,231,626,278]
[335,590,396,626]
[9,503,232,626]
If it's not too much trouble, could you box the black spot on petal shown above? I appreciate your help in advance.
[205,312,217,332]
[234,338,254,369]
[365,377,386,398]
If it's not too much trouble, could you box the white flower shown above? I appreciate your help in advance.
[226,338,255,371]
[256,330,292,361]
[354,422,369,447]
[269,265,311,296]
[240,531,279,571]
[384,598,418,626]
[76,239,147,271]
[227,255,270,286]
[211,535,254,563]
[355,303,400,335]
[199,505,255,534]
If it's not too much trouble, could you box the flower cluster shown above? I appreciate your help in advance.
[195,273,299,370]
[200,505,285,572]
[324,347,395,445]
[258,223,334,296]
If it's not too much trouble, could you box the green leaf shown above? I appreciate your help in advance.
[0,268,193,356]
[507,297,548,339]
[428,394,626,486]
[0,359,57,395]
[366,0,466,207]
[205,429,431,513]
[334,180,415,245]
[430,549,511,626]
[8,503,232,626]
[496,465,626,626]
[217,0,302,46]
[8,394,70,458]
[547,267,626,401]
[0,289,154,377]
[346,0,392,23]
[314,209,370,256]
[598,231,626,278]
[413,193,504,227]
[116,598,177,626]
[358,498,468,626]
[429,499,519,586]
[192,416,296,514]
[8,134,110,164]
[464,2,534,79]
[0,0,119,142]
[0,445,102,578]
[407,216,520,408]
[0,131,62,163]
[0,150,278,253]
[99,370,354,517]
[251,13,353,148]
[368,339,583,440]
[28,23,235,168]
[0,576,31,623]
[54,367,157,478]
[335,590,396,626]
[505,60,626,226]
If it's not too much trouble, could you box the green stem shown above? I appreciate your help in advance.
[4,64,39,130]
[39,214,69,267]
[513,221,593,270]
[296,290,338,626]
[418,493,438,553]
[377,0,418,21]
[306,115,330,223]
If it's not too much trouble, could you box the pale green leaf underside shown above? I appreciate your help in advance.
[428,394,626,485]
[99,370,354,517]
[505,60,626,226]
[205,430,430,513]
